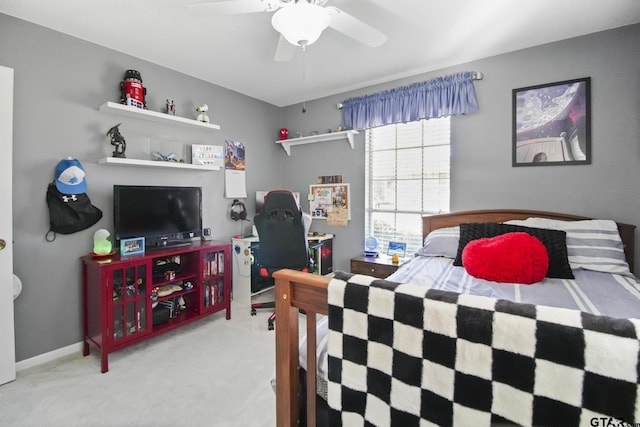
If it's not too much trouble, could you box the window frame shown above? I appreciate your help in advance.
[364,117,451,256]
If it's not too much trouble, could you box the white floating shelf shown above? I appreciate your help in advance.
[275,130,359,156]
[99,101,221,130]
[98,157,220,171]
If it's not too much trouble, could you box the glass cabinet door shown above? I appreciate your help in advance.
[202,249,226,309]
[110,263,149,342]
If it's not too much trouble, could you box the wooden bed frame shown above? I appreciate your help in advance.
[273,209,636,427]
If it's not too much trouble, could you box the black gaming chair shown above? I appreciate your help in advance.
[251,190,311,330]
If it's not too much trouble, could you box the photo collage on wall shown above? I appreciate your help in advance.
[309,182,350,227]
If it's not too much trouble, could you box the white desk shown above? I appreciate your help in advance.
[231,234,333,311]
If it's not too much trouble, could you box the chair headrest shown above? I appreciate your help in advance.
[262,190,299,212]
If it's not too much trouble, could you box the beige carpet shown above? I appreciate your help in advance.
[0,301,279,427]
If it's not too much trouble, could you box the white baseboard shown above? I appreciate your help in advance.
[16,342,83,372]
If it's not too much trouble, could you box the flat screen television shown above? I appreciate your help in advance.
[113,185,202,249]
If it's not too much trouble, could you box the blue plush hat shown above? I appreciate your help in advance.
[54,158,87,194]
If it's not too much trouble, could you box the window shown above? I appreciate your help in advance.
[365,118,450,256]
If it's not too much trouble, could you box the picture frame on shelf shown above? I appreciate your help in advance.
[387,242,407,258]
[191,144,223,169]
[120,237,145,257]
[512,77,591,166]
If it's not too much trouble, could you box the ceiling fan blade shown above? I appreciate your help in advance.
[274,35,297,62]
[187,0,267,15]
[326,6,387,47]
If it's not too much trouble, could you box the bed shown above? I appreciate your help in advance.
[273,209,639,426]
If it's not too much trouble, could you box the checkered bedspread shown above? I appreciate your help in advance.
[326,272,640,426]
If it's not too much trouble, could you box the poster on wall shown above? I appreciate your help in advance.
[309,183,350,227]
[512,77,591,166]
[224,140,247,198]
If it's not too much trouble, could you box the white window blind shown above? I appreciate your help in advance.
[365,118,450,256]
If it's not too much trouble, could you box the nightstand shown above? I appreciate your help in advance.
[350,255,400,279]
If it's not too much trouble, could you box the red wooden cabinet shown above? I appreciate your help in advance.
[82,241,231,373]
[201,248,229,314]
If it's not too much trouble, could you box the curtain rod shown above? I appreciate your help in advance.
[337,71,483,109]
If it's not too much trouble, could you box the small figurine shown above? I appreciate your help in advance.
[120,69,146,109]
[165,99,176,115]
[151,151,178,162]
[279,128,288,140]
[196,104,209,123]
[107,123,126,158]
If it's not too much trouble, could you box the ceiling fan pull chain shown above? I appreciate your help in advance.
[301,43,307,113]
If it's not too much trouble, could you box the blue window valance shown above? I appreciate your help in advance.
[342,71,479,129]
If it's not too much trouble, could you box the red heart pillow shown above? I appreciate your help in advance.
[462,232,549,284]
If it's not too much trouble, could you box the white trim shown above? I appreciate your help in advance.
[0,66,15,386]
[16,342,83,372]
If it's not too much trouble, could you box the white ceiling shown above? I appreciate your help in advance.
[2,0,640,107]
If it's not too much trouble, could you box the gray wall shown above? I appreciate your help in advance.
[279,23,640,275]
[2,13,640,362]
[1,14,284,361]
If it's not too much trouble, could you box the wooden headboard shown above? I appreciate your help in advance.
[422,209,636,273]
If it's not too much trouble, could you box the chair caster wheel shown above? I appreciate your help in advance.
[268,323,274,331]
[251,308,256,316]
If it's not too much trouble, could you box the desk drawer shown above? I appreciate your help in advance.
[350,259,398,279]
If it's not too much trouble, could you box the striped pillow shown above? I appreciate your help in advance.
[417,226,460,258]
[505,218,631,276]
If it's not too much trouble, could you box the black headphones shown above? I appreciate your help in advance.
[230,199,247,221]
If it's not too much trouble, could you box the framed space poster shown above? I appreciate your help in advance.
[309,183,350,226]
[512,77,591,166]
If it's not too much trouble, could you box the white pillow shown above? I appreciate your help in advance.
[416,226,460,258]
[504,218,631,276]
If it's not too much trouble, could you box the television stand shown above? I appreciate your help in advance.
[81,240,231,373]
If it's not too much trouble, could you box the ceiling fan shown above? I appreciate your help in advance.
[188,0,387,61]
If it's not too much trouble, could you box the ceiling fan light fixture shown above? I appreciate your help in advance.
[271,2,330,47]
